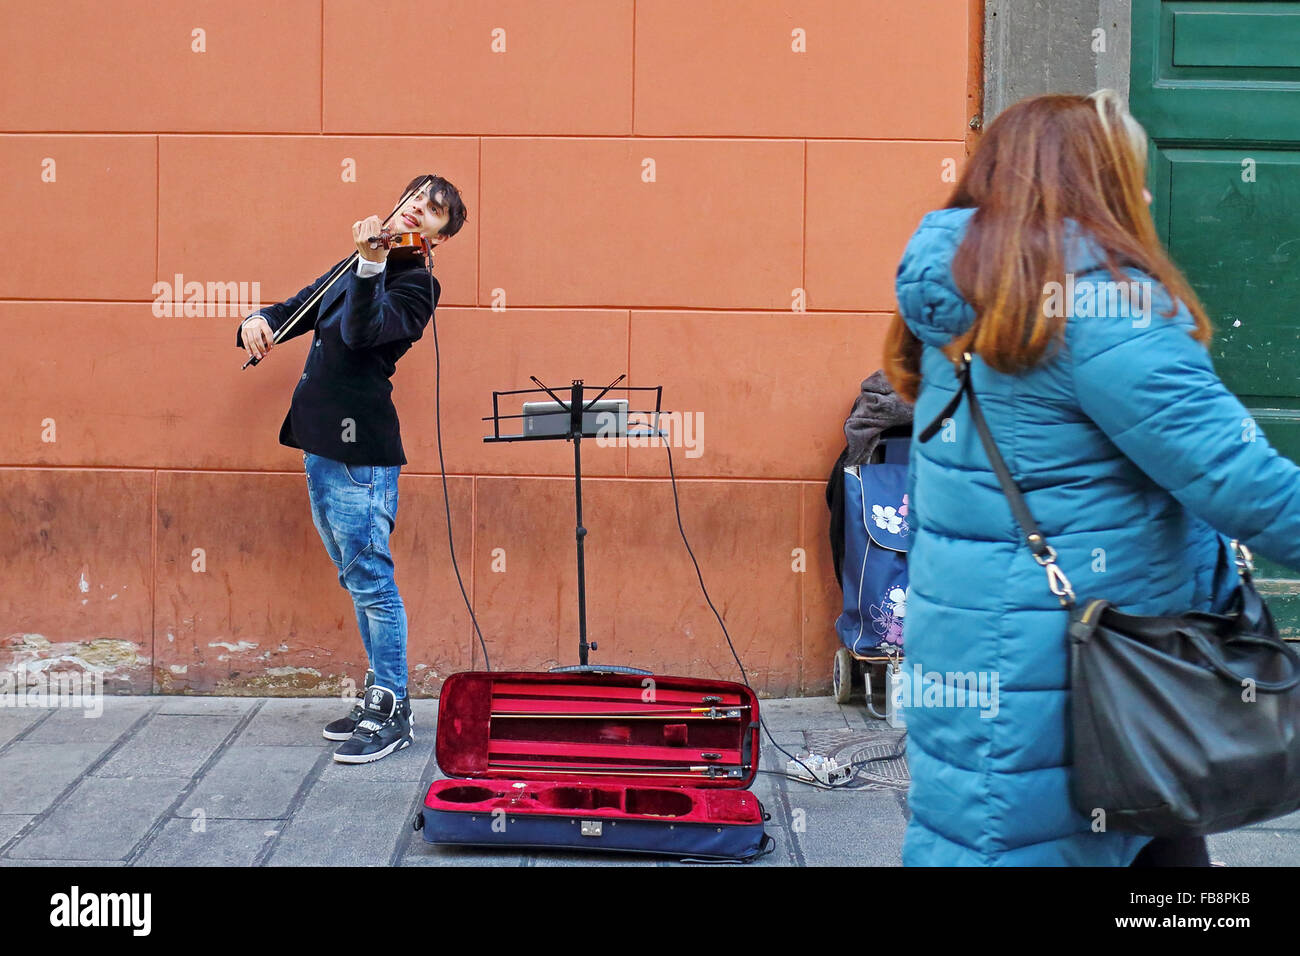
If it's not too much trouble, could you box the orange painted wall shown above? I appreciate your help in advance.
[0,0,980,697]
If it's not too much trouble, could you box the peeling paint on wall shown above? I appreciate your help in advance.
[5,633,147,675]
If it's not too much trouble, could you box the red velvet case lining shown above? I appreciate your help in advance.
[430,672,762,826]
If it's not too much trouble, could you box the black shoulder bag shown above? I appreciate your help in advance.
[919,353,1300,836]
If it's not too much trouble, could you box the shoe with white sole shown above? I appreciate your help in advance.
[322,669,376,741]
[332,685,413,764]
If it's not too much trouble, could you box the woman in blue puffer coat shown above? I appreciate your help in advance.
[884,90,1300,866]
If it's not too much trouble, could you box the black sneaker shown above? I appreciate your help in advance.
[322,669,376,741]
[332,685,413,764]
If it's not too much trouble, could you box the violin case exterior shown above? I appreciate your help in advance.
[414,671,772,862]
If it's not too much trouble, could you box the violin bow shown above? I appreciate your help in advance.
[241,175,435,369]
[489,706,749,720]
[487,763,748,779]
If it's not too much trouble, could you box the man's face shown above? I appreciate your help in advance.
[395,185,452,244]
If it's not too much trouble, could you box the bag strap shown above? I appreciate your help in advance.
[1185,628,1300,692]
[920,353,1265,610]
[919,353,1077,607]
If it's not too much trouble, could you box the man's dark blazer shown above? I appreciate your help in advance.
[236,254,439,466]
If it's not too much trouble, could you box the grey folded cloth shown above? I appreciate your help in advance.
[844,369,914,466]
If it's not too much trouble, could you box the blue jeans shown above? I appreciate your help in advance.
[303,451,407,698]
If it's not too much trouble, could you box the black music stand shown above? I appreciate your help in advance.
[483,374,664,675]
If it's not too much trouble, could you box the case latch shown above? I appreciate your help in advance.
[580,820,603,837]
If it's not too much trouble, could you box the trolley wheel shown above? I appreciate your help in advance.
[832,647,854,703]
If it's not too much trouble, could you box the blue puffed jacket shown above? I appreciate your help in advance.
[895,206,1300,866]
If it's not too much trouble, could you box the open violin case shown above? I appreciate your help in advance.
[414,671,773,862]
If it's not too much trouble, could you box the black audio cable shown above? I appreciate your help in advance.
[427,257,491,671]
[627,421,906,791]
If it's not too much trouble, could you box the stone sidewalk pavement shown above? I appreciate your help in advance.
[0,695,1295,866]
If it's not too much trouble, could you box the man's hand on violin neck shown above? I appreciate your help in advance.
[353,215,389,263]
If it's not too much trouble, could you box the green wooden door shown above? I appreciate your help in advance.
[1131,0,1300,636]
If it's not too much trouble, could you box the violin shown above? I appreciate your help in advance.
[366,229,432,260]
[242,176,437,369]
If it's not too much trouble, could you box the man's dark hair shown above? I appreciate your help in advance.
[404,173,468,239]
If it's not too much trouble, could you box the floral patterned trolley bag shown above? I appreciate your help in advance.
[835,432,911,655]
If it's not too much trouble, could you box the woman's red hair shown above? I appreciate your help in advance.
[884,91,1212,402]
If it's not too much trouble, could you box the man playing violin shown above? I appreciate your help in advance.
[237,174,468,763]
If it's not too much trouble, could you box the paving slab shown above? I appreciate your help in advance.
[155,696,258,717]
[408,698,439,728]
[402,842,527,867]
[0,815,34,845]
[759,697,853,731]
[22,699,148,743]
[1208,827,1300,867]
[133,818,280,867]
[8,776,188,861]
[92,714,240,778]
[232,698,357,747]
[0,710,46,748]
[178,745,321,819]
[755,823,794,866]
[265,780,421,867]
[780,788,908,867]
[1246,808,1300,831]
[526,846,664,867]
[846,709,897,731]
[0,859,127,867]
[749,768,782,800]
[0,741,114,814]
[761,731,810,750]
